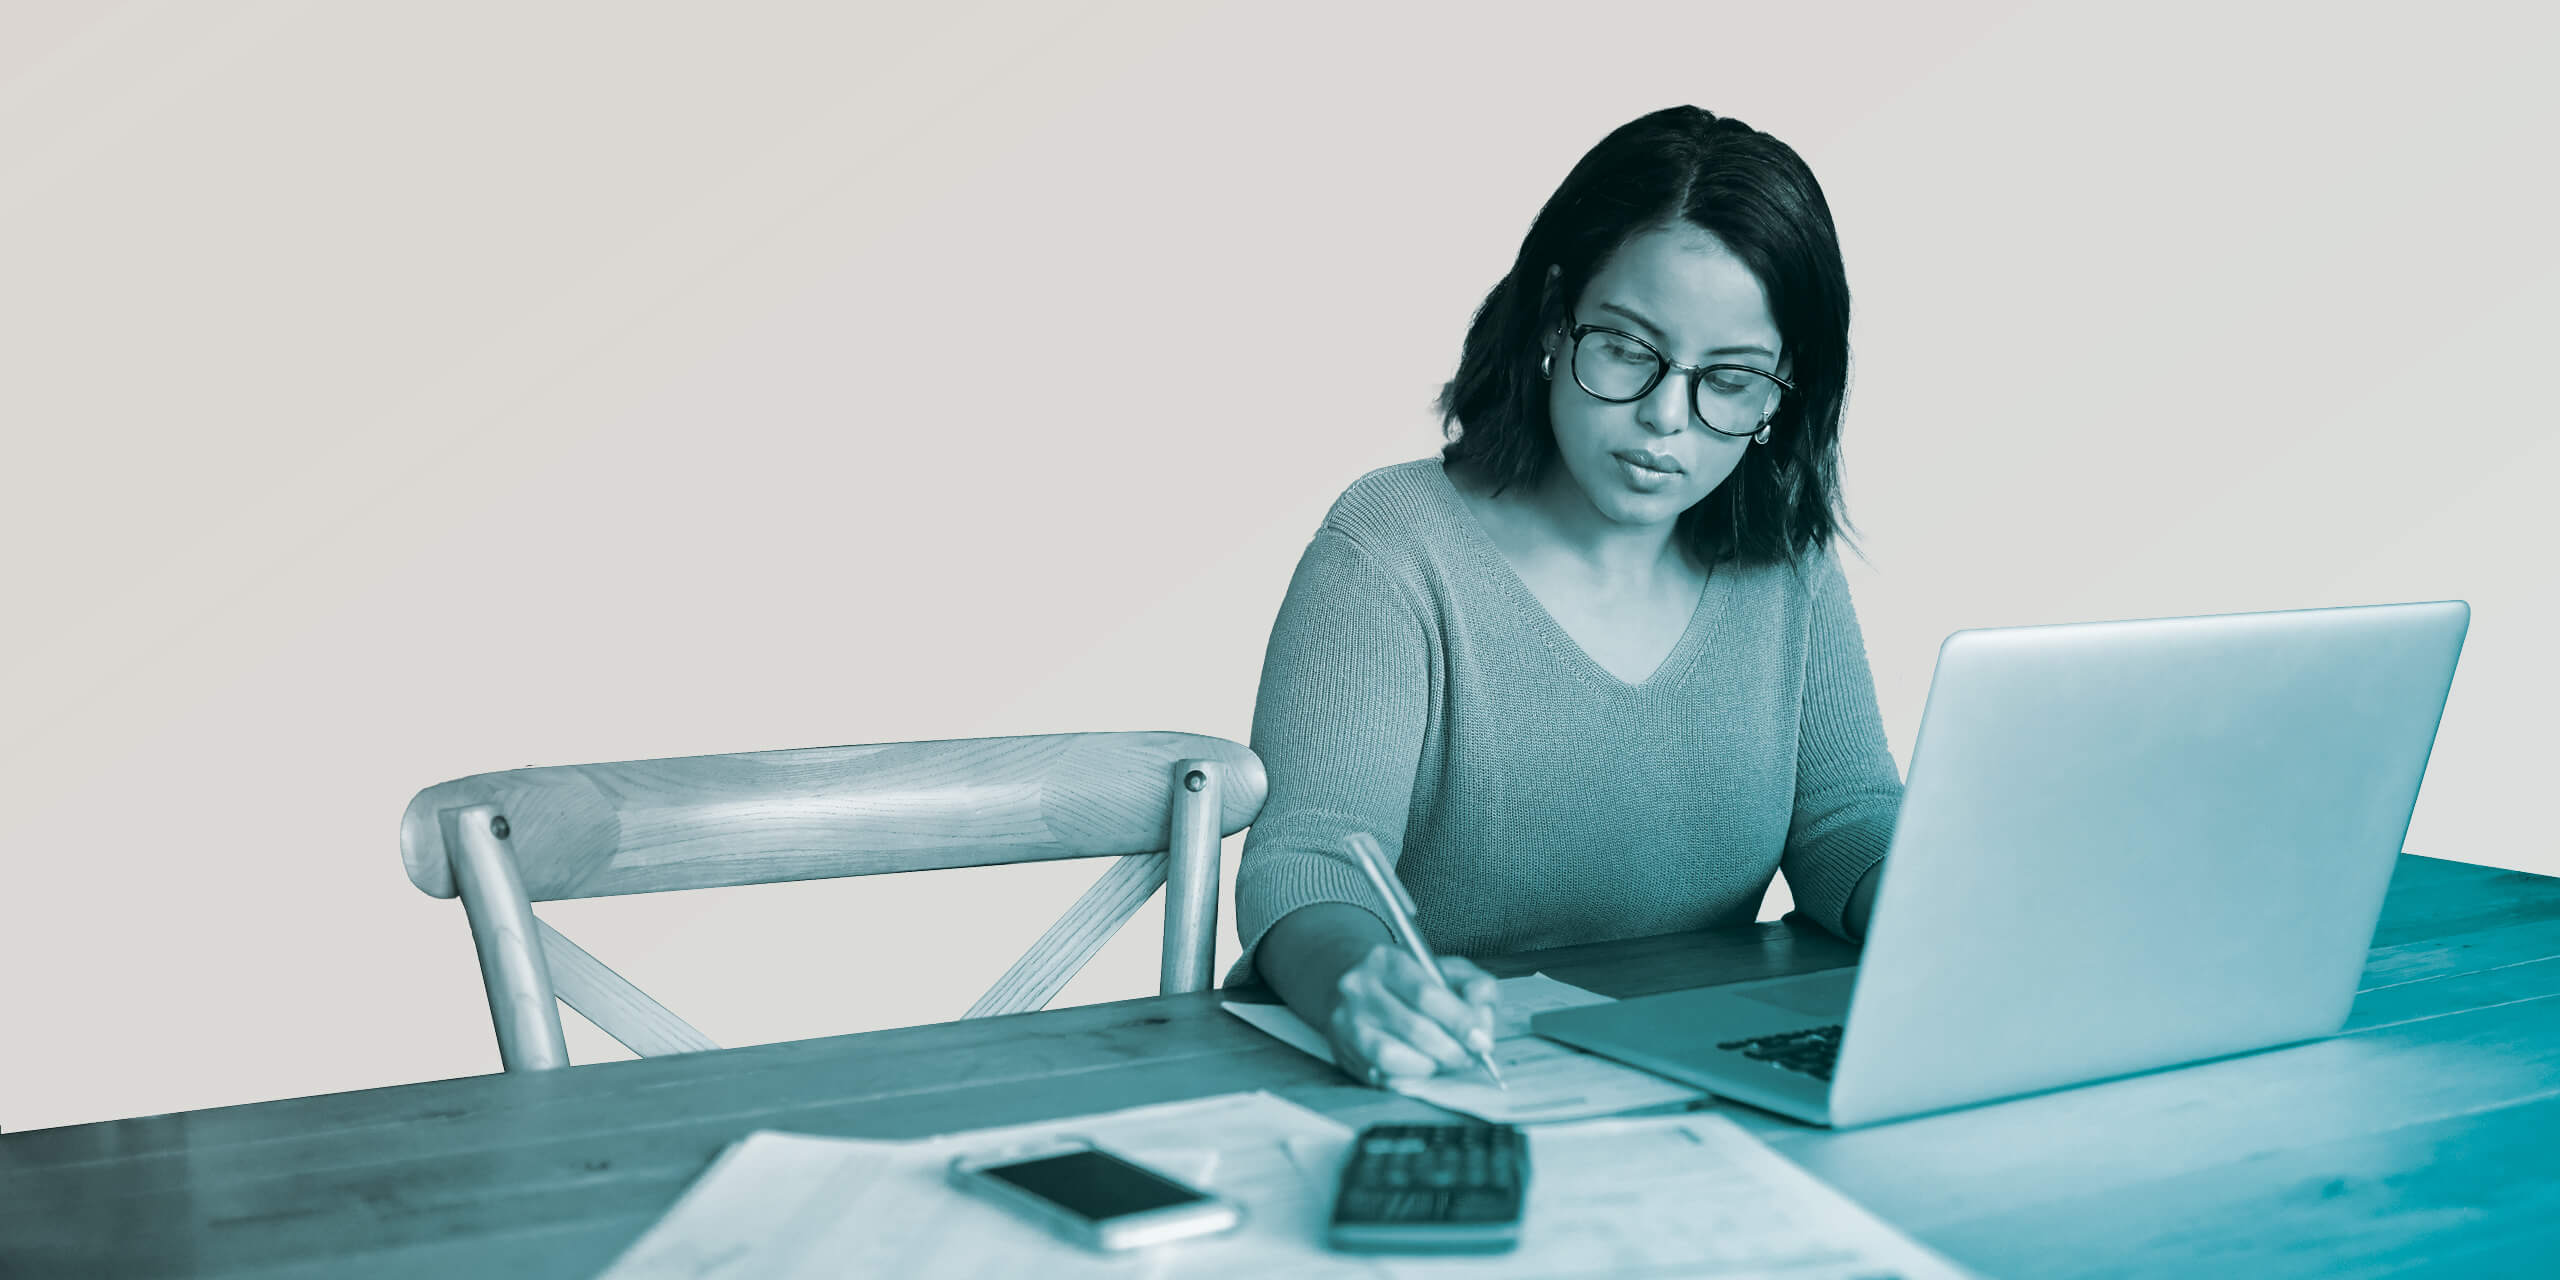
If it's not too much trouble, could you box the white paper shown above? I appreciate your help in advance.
[596,1092,1382,1280]
[597,1131,904,1280]
[1221,972,1711,1124]
[1289,1112,1977,1280]
[601,1090,1975,1280]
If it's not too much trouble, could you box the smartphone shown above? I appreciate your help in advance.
[946,1140,1244,1252]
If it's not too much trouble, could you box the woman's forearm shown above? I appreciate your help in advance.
[1846,861,1884,942]
[1254,902,1394,1028]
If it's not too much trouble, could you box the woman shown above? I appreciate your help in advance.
[1229,106,1904,1089]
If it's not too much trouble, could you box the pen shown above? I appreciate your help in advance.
[1341,832,1507,1090]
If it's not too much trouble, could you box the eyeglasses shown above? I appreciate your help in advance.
[1562,320,1793,438]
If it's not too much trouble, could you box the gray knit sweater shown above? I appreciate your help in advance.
[1229,458,1903,987]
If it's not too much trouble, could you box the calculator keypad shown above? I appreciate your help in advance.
[1332,1123,1529,1244]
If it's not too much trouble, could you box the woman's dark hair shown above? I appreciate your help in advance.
[1439,106,1855,570]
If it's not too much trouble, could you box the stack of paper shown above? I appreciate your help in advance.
[598,1090,1976,1278]
[1223,972,1713,1124]
[601,1092,1358,1279]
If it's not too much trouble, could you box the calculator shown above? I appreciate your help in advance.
[1327,1122,1530,1254]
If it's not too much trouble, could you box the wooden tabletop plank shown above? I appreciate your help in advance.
[0,998,1303,1204]
[0,1052,1363,1277]
[22,988,2560,1276]
[2347,944,2560,1033]
[1766,990,2560,1233]
[2367,855,2560,946]
[1920,1088,2560,1279]
[194,1217,656,1280]
[1485,912,1863,997]
[2360,1217,2560,1280]
[0,992,1280,1176]
[0,914,1855,1186]
[4,854,2554,1279]
[2359,912,2560,989]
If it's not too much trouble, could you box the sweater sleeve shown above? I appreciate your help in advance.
[1779,546,1905,942]
[1225,528,1433,988]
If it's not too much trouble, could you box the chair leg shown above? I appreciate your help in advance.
[446,804,570,1072]
[1161,759,1223,995]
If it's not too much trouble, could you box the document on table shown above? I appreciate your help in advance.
[601,1090,1975,1279]
[1284,1111,1979,1279]
[597,1091,1369,1280]
[1221,971,1711,1124]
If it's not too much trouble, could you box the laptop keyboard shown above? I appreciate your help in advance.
[1716,1025,1843,1081]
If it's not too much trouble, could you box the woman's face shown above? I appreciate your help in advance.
[1541,221,1787,535]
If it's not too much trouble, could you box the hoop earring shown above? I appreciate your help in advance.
[1540,352,1553,380]
[1752,421,1771,445]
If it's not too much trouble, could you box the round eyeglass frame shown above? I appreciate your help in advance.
[1560,320,1795,438]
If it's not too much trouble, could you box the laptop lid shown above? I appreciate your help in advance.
[1825,599,2468,1128]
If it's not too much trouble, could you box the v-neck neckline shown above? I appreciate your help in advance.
[1426,459,1725,693]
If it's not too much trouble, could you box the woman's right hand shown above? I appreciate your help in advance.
[1323,945,1501,1087]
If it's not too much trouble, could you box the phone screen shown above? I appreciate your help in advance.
[981,1149,1208,1221]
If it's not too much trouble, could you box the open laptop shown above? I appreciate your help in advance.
[1533,599,2469,1129]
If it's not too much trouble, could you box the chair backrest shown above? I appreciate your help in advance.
[400,731,1264,1071]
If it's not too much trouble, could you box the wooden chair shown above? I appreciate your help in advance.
[399,731,1264,1072]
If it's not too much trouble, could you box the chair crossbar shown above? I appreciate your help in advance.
[535,919,719,1057]
[964,852,1168,1018]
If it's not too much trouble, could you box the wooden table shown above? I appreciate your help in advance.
[7,853,2558,1278]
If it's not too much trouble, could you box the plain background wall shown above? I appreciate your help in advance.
[3,0,2553,1132]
